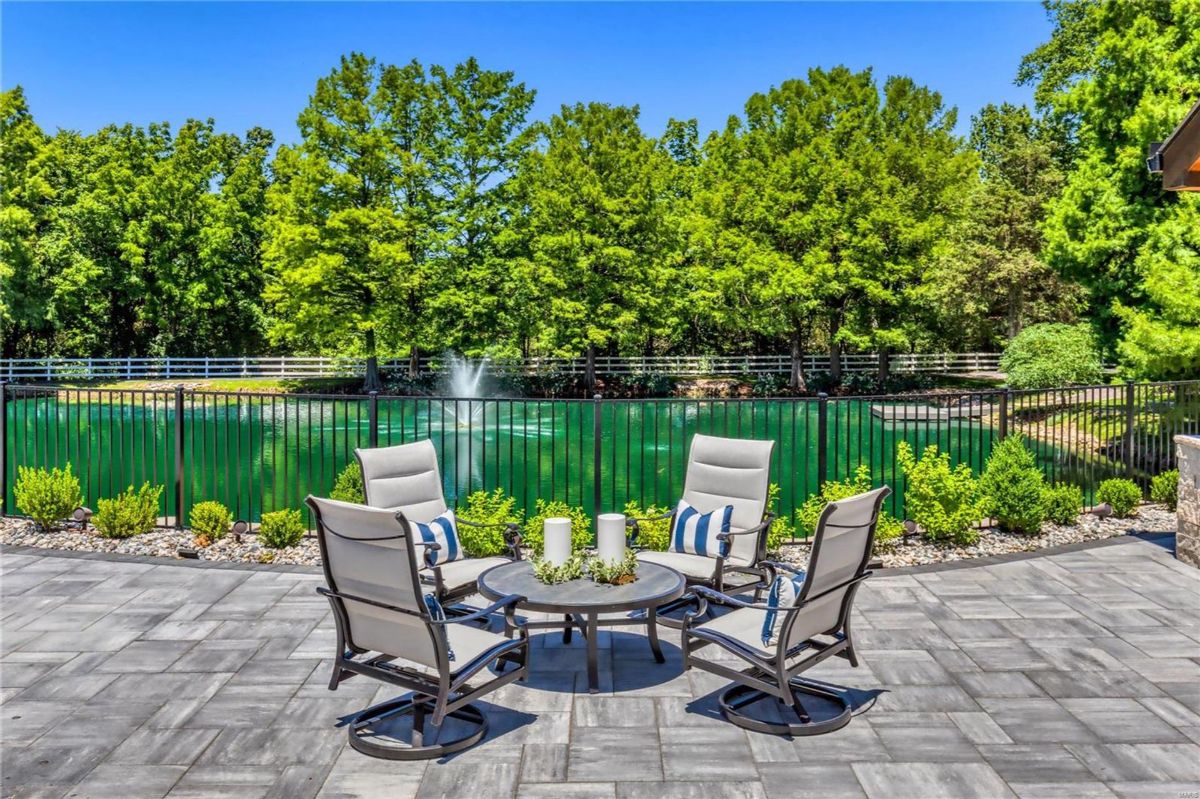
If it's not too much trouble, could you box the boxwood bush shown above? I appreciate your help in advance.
[457,487,520,557]
[190,501,232,545]
[797,466,904,548]
[896,442,984,544]
[1043,483,1083,525]
[1097,478,1141,518]
[329,462,365,504]
[1000,323,1104,389]
[258,509,307,548]
[94,483,163,539]
[521,499,591,556]
[14,463,83,531]
[1150,470,1178,511]
[979,435,1046,534]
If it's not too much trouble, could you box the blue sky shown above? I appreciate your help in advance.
[2,2,1050,143]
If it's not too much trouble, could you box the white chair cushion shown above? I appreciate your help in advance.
[636,549,750,580]
[669,499,733,558]
[423,556,511,592]
[412,509,463,566]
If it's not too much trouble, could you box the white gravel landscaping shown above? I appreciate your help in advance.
[1,503,1177,572]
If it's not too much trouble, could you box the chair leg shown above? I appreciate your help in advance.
[347,695,488,760]
[718,678,852,737]
[562,614,573,644]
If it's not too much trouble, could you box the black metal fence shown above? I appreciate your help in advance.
[3,380,1197,541]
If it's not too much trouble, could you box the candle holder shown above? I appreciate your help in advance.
[595,513,627,566]
[542,516,573,566]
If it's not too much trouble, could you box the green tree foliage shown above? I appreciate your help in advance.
[457,487,521,556]
[513,102,679,388]
[1018,0,1200,377]
[797,466,904,547]
[1000,322,1104,389]
[896,441,983,544]
[329,462,365,504]
[925,103,1082,349]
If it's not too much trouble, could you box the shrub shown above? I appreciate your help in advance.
[521,499,591,556]
[190,501,232,546]
[896,441,984,544]
[623,500,672,551]
[1150,470,1178,511]
[1000,323,1104,389]
[14,463,83,531]
[764,483,797,553]
[258,509,307,548]
[796,466,904,548]
[1043,483,1083,525]
[457,488,520,557]
[1097,478,1141,518]
[979,435,1047,534]
[330,462,365,504]
[94,483,163,539]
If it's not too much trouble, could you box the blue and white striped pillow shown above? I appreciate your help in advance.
[413,510,462,567]
[669,500,734,559]
[761,571,807,647]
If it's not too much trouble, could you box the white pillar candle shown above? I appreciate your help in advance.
[543,517,572,566]
[596,513,627,565]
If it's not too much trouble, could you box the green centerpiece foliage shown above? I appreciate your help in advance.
[589,549,639,585]
[14,464,83,532]
[979,435,1047,534]
[1097,479,1141,518]
[531,552,587,585]
[94,483,163,539]
[1150,470,1178,512]
[896,442,983,545]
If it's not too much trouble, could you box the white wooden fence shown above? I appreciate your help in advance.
[0,353,1001,382]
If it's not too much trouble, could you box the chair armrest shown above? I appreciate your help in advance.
[761,559,806,577]
[428,594,527,628]
[457,518,523,560]
[690,585,807,613]
[626,511,672,546]
[413,539,440,569]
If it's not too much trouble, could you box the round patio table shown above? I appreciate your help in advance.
[477,560,685,693]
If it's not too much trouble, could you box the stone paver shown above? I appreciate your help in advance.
[2,534,1198,798]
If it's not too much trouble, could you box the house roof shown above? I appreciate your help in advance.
[1147,97,1200,191]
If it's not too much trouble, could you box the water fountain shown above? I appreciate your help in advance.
[442,354,488,429]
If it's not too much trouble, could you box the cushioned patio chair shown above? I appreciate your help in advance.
[627,434,775,620]
[680,485,890,736]
[307,495,529,759]
[356,440,521,609]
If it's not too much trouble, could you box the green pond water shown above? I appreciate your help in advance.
[4,393,1108,538]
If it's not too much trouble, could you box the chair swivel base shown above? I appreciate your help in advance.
[348,696,488,760]
[719,678,852,737]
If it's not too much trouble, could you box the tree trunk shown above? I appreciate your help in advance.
[363,328,383,393]
[408,346,420,379]
[877,348,890,383]
[789,327,807,392]
[829,315,843,385]
[585,343,597,394]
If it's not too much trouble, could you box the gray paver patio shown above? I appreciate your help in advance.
[2,534,1198,799]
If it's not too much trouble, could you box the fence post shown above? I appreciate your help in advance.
[0,382,7,512]
[368,391,379,448]
[593,393,603,517]
[817,392,829,488]
[174,385,185,529]
[1125,380,1136,479]
[998,390,1010,441]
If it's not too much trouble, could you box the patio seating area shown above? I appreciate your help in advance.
[3,529,1197,798]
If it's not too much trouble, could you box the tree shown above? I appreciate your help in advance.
[0,87,54,357]
[263,53,435,390]
[1018,0,1200,376]
[425,58,535,356]
[514,102,677,389]
[923,103,1082,349]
